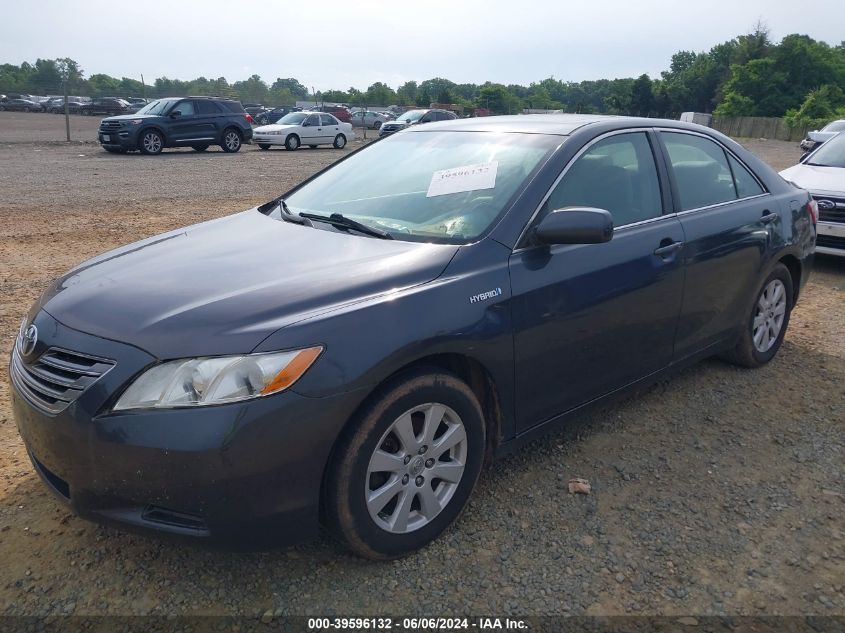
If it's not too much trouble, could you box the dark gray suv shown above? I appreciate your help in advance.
[97,97,253,155]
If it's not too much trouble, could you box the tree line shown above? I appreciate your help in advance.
[2,26,843,127]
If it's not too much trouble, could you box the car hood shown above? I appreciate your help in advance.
[38,210,459,359]
[253,123,298,133]
[779,164,845,195]
[102,113,158,122]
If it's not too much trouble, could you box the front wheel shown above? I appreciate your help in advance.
[722,263,793,368]
[284,134,300,151]
[139,130,164,155]
[333,134,347,149]
[326,369,485,559]
[220,128,242,153]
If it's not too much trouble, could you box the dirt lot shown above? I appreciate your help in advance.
[0,111,843,618]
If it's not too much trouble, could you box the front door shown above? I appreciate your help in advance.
[300,113,323,144]
[510,130,686,431]
[168,99,199,144]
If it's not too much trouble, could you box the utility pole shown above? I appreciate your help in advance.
[141,73,146,100]
[63,80,70,142]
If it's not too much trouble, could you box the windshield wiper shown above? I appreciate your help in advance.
[277,198,307,224]
[298,212,393,239]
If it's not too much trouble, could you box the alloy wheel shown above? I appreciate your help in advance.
[752,279,786,353]
[365,403,467,534]
[142,132,162,154]
[224,131,240,151]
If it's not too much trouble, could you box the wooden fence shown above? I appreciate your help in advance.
[710,116,809,142]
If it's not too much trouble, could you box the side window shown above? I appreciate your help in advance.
[727,154,765,198]
[171,100,196,117]
[544,132,663,227]
[320,114,336,126]
[304,114,320,126]
[196,100,220,115]
[661,132,736,211]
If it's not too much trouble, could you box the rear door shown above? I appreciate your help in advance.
[321,114,341,142]
[509,130,686,431]
[192,99,221,144]
[657,130,774,358]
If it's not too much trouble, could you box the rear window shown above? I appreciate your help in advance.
[218,100,245,113]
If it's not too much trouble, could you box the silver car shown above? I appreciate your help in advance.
[351,110,389,130]
[800,119,845,152]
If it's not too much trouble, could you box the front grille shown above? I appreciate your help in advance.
[812,195,845,223]
[816,234,845,251]
[10,346,114,414]
[99,121,122,131]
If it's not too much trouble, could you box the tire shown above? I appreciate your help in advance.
[333,134,347,149]
[257,116,267,126]
[373,120,382,130]
[192,144,209,152]
[23,106,31,112]
[721,263,793,368]
[220,128,242,153]
[284,134,300,151]
[258,144,271,151]
[0,106,5,111]
[326,368,486,560]
[139,129,164,155]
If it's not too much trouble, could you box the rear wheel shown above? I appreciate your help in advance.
[373,120,382,130]
[722,263,793,368]
[258,144,271,150]
[285,134,300,151]
[192,144,209,152]
[139,130,164,155]
[326,369,485,559]
[333,134,347,149]
[220,128,242,153]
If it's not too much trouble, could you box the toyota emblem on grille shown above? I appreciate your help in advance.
[21,324,38,357]
[817,199,835,210]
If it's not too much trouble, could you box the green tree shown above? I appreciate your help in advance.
[271,78,308,99]
[364,82,396,106]
[630,74,654,116]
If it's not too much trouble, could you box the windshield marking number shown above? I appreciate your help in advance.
[427,161,499,198]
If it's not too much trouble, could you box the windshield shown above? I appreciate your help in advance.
[277,112,307,125]
[397,110,426,123]
[822,121,845,133]
[136,100,171,115]
[806,133,845,168]
[282,131,558,243]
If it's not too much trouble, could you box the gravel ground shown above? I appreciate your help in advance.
[0,112,843,618]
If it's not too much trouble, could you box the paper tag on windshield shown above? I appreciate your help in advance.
[426,161,498,198]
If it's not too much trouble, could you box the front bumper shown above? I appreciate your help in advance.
[10,310,365,544]
[253,134,286,145]
[816,220,845,256]
[98,126,137,149]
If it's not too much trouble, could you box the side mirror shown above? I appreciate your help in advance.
[800,152,810,163]
[170,110,182,118]
[302,121,310,127]
[533,208,614,245]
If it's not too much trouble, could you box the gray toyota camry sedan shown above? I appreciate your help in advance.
[10,114,815,558]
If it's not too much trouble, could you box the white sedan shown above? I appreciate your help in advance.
[253,111,355,151]
[780,132,845,257]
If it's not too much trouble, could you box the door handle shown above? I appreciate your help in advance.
[654,240,684,258]
[760,211,778,224]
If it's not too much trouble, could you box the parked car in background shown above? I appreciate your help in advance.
[800,119,845,153]
[253,111,354,150]
[243,103,268,117]
[781,132,845,257]
[378,108,458,136]
[79,98,130,116]
[0,98,40,112]
[351,110,390,129]
[125,98,149,114]
[255,106,300,126]
[41,97,85,114]
[96,97,253,155]
[10,115,814,559]
[312,104,352,123]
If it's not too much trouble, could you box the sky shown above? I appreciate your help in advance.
[1,0,843,92]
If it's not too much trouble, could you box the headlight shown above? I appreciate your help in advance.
[113,347,322,410]
[129,119,143,125]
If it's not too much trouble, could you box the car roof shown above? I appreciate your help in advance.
[408,113,720,136]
